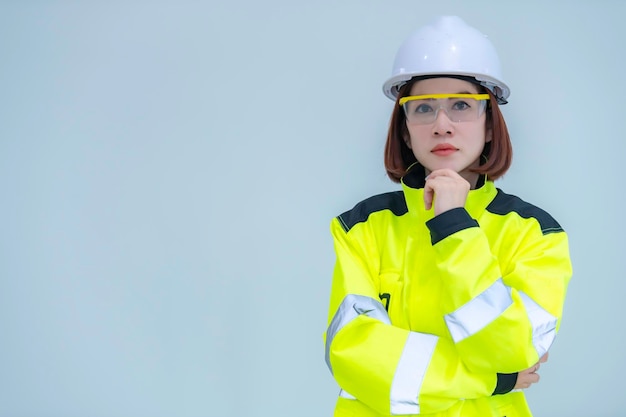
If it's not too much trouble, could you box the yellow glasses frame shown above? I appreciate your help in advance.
[398,93,490,106]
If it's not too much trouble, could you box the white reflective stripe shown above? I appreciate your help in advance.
[390,332,438,415]
[445,278,513,343]
[338,389,356,400]
[325,294,392,373]
[519,291,557,357]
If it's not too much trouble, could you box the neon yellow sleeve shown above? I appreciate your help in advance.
[426,207,572,374]
[325,218,496,415]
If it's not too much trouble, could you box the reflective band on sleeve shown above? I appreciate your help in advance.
[338,389,356,400]
[445,278,513,343]
[518,291,558,358]
[390,332,438,415]
[325,294,392,373]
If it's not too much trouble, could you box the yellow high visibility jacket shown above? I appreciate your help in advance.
[324,168,572,417]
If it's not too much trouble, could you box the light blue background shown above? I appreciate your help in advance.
[0,1,623,416]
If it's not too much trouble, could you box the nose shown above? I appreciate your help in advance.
[432,107,454,136]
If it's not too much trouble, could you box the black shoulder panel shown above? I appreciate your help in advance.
[487,189,564,235]
[337,191,407,233]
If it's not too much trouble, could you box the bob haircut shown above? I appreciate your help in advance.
[384,77,513,183]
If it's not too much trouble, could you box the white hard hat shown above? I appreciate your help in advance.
[382,16,510,104]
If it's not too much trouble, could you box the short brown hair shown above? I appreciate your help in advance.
[384,79,513,183]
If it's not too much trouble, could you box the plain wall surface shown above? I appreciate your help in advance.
[0,1,623,416]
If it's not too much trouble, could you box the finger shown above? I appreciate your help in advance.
[520,370,540,381]
[514,371,541,390]
[427,168,460,179]
[423,185,434,210]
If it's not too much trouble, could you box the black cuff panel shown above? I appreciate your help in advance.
[426,207,478,245]
[492,372,517,395]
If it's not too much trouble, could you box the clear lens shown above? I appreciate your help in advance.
[403,97,487,125]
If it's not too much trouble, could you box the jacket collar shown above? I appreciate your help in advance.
[400,163,497,221]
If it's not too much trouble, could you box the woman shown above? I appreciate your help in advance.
[324,16,571,417]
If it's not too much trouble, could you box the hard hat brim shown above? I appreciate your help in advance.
[382,72,510,104]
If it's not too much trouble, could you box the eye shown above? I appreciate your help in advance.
[451,100,471,111]
[413,103,434,113]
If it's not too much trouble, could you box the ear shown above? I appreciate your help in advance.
[403,134,412,149]
[485,126,493,143]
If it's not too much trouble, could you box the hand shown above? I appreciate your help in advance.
[514,353,549,390]
[423,169,470,216]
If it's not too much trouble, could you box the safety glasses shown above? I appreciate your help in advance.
[399,93,490,125]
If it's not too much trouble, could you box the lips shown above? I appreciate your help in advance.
[431,143,458,156]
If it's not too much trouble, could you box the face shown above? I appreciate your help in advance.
[403,78,492,186]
